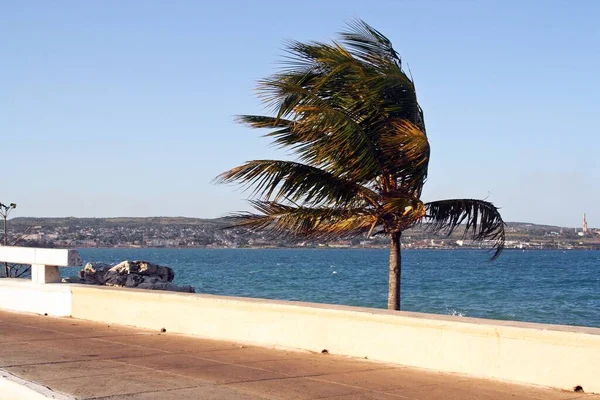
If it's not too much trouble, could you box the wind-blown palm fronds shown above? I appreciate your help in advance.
[424,199,506,260]
[229,200,377,240]
[217,20,505,310]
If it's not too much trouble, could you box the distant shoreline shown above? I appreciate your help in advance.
[71,246,599,251]
[7,216,599,251]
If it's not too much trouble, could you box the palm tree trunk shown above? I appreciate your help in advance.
[387,231,402,310]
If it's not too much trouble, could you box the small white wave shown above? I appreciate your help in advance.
[332,271,337,274]
[448,309,465,317]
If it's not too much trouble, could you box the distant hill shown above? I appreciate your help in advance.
[4,217,597,250]
[506,222,565,230]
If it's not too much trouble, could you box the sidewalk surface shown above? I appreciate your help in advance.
[0,309,595,400]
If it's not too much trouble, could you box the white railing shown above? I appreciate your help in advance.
[0,246,82,283]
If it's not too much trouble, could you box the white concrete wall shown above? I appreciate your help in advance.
[1,281,599,393]
[68,285,600,393]
[0,279,72,317]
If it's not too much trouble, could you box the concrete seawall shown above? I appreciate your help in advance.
[1,279,599,393]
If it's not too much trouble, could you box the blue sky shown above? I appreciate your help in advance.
[1,1,598,227]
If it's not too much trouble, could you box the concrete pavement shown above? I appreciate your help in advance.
[0,309,595,400]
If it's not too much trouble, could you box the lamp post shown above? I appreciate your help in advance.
[0,202,17,277]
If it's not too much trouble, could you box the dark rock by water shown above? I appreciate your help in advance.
[63,260,195,293]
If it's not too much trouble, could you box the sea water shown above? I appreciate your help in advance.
[62,248,600,328]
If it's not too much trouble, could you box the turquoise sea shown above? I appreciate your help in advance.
[63,248,600,328]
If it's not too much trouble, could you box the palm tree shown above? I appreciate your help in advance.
[217,20,505,310]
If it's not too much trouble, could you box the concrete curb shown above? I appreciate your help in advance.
[0,369,75,400]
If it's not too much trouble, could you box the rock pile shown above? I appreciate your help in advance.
[62,260,195,293]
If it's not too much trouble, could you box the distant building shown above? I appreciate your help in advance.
[22,233,43,241]
[579,213,596,236]
[328,241,351,248]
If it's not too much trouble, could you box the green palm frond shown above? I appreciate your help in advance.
[378,119,430,194]
[238,118,383,184]
[282,40,361,77]
[236,115,296,129]
[216,160,378,207]
[339,19,401,66]
[230,201,377,240]
[423,199,506,260]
